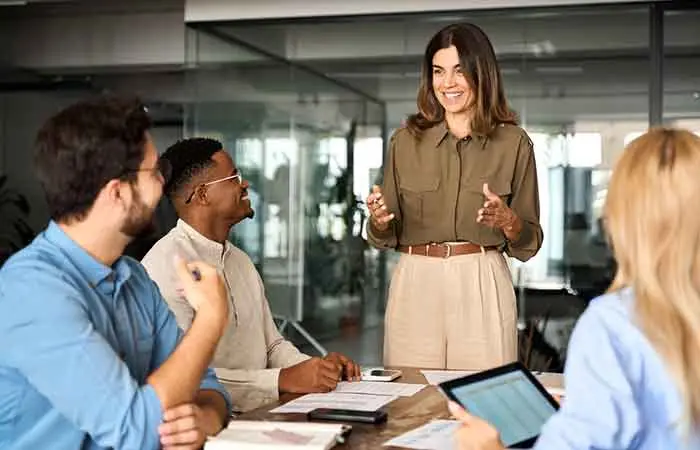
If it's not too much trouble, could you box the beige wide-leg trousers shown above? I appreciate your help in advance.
[383,250,517,370]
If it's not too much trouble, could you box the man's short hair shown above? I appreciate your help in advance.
[34,95,152,222]
[160,138,223,200]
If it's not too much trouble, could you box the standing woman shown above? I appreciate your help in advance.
[366,23,542,370]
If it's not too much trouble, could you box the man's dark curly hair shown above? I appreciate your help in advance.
[34,95,152,222]
[159,137,223,201]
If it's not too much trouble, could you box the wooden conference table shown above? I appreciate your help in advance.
[223,367,564,450]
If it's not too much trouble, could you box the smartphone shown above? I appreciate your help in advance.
[308,408,388,424]
[361,368,402,382]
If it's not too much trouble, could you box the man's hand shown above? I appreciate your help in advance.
[279,357,342,394]
[159,403,207,450]
[174,256,228,329]
[324,352,361,381]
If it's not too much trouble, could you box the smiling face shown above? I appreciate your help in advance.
[432,45,474,116]
[204,150,254,226]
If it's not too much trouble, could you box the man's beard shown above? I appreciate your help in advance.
[120,188,157,239]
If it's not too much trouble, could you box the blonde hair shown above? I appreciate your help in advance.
[605,127,700,430]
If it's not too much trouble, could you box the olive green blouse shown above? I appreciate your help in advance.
[367,121,543,262]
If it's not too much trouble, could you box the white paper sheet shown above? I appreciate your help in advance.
[383,420,460,450]
[420,370,476,386]
[546,386,566,398]
[334,381,426,397]
[534,372,565,389]
[421,370,565,393]
[206,421,349,450]
[269,392,396,414]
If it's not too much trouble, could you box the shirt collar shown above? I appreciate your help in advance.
[44,220,131,288]
[432,121,489,150]
[176,219,231,262]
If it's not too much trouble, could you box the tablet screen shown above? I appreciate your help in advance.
[449,370,556,447]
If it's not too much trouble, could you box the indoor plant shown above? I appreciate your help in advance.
[0,174,35,267]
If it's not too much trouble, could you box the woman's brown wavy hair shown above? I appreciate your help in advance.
[406,23,517,137]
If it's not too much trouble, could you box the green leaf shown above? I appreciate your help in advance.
[0,234,17,247]
[0,193,31,216]
[13,195,30,215]
[0,174,35,257]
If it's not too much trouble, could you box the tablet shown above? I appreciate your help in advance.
[438,362,559,449]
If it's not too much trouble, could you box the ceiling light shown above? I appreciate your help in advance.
[535,66,583,75]
[329,72,420,80]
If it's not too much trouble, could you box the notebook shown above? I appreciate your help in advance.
[204,420,351,450]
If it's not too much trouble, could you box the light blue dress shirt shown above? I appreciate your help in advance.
[534,288,700,449]
[0,221,232,450]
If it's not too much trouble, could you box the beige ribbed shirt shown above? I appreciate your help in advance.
[141,219,309,412]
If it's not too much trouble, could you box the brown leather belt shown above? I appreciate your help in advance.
[397,242,498,258]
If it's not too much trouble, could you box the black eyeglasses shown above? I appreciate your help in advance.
[124,158,172,184]
[185,172,242,204]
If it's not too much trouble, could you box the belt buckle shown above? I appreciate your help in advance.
[442,243,452,258]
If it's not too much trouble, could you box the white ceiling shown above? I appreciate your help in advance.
[0,1,698,131]
[193,5,700,127]
[185,0,663,22]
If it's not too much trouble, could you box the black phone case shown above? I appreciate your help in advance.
[307,408,388,424]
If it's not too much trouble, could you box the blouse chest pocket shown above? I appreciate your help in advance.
[462,178,512,207]
[399,175,440,227]
[460,138,517,207]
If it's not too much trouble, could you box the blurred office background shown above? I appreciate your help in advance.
[1,0,698,370]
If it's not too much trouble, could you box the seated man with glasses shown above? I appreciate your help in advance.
[0,97,232,449]
[142,138,361,413]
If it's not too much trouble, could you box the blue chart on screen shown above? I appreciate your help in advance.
[451,371,556,447]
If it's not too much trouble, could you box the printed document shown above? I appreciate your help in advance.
[383,420,460,450]
[334,381,426,397]
[270,392,396,414]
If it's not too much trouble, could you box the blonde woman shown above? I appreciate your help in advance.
[451,128,700,449]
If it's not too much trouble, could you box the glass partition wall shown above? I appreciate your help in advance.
[184,2,699,365]
[204,4,654,295]
[664,6,700,131]
[185,26,386,352]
